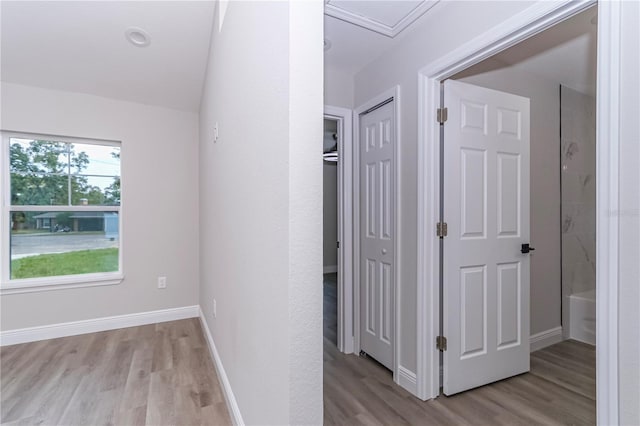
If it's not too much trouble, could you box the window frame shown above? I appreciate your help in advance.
[1,131,124,294]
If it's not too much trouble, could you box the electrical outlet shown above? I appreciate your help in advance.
[213,298,217,318]
[213,123,219,143]
[158,276,167,289]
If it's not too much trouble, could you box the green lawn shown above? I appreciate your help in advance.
[11,248,119,279]
[11,231,105,236]
[11,229,49,235]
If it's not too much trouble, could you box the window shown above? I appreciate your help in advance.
[1,132,122,292]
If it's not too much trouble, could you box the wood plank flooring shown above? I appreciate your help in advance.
[1,277,596,426]
[323,274,596,425]
[1,318,232,426]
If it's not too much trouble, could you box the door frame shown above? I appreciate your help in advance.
[416,1,620,424]
[353,86,405,389]
[324,105,354,354]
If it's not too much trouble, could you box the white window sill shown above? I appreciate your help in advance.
[1,273,124,295]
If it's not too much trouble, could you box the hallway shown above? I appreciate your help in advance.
[322,275,596,425]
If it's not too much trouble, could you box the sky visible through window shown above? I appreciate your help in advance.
[10,138,120,206]
[10,138,120,194]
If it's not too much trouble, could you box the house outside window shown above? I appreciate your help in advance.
[1,132,122,293]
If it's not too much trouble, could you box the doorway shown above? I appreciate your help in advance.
[413,1,612,412]
[442,4,597,397]
[323,91,401,383]
[323,117,339,347]
[323,105,354,355]
[438,5,598,396]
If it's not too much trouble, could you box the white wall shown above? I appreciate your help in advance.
[324,65,354,108]
[0,82,200,330]
[456,62,562,336]
[618,1,640,424]
[198,1,322,424]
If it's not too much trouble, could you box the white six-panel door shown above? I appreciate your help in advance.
[443,80,531,395]
[360,100,394,370]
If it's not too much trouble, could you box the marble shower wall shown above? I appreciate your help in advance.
[561,85,596,296]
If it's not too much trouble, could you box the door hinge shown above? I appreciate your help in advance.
[337,241,340,249]
[436,222,448,238]
[436,336,448,351]
[437,107,448,124]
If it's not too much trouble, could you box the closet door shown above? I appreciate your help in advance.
[359,100,394,371]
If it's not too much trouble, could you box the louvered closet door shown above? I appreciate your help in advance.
[443,79,531,395]
[359,100,394,370]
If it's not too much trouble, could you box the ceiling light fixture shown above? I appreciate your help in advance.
[125,27,151,47]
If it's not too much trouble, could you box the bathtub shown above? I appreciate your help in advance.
[569,289,596,345]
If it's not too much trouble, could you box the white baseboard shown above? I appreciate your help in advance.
[199,307,244,426]
[323,265,338,274]
[530,326,563,352]
[0,305,199,346]
[396,366,418,395]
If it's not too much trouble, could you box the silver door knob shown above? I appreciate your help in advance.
[381,249,387,255]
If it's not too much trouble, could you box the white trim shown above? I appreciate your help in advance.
[5,205,120,212]
[325,104,354,354]
[416,56,441,403]
[530,326,563,352]
[416,0,603,402]
[0,129,120,147]
[1,272,124,295]
[353,86,401,388]
[2,132,12,285]
[595,2,621,425]
[0,305,199,346]
[324,1,439,38]
[323,265,338,274]
[397,366,418,395]
[199,308,244,426]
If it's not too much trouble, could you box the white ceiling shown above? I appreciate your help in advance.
[1,1,215,112]
[325,14,393,76]
[325,0,438,37]
[324,1,440,76]
[455,6,598,96]
[325,2,597,96]
[1,1,596,112]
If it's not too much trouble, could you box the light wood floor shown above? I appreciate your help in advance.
[323,274,596,426]
[1,318,232,426]
[1,279,596,426]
